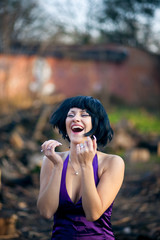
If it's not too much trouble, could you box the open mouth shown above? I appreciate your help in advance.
[71,126,84,133]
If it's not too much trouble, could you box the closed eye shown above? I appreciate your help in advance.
[67,114,75,117]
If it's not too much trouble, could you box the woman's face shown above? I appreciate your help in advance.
[65,107,92,144]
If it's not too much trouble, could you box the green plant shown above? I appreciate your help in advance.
[109,107,160,134]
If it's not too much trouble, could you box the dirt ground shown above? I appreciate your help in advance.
[0,106,159,240]
[1,160,160,240]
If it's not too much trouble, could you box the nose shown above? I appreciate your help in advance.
[72,114,80,122]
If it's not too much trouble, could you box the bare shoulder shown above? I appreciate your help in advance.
[97,151,125,177]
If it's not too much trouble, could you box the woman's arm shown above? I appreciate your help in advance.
[37,157,63,219]
[82,155,124,221]
[78,138,125,221]
[37,140,63,219]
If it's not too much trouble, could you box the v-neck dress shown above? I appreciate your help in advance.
[51,154,115,240]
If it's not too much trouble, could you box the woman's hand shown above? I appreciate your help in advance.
[41,140,63,166]
[76,136,97,167]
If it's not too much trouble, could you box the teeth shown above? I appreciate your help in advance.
[72,126,83,130]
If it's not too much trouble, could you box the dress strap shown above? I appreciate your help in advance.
[60,154,69,199]
[92,154,99,186]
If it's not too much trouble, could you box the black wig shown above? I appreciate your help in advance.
[49,96,113,147]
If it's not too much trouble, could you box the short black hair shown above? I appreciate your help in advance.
[49,96,113,147]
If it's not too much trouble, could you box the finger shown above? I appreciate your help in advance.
[77,143,85,153]
[47,142,62,151]
[79,143,85,153]
[41,140,62,152]
[76,144,81,154]
[86,137,93,151]
[41,140,52,151]
[47,142,55,150]
[83,141,88,151]
[92,135,97,151]
[41,141,47,150]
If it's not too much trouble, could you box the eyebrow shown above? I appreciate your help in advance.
[68,109,88,113]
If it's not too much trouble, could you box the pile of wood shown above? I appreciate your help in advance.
[0,103,159,239]
[0,104,56,239]
[0,105,54,187]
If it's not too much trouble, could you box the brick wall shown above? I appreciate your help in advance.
[0,47,159,108]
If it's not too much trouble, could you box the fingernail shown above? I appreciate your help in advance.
[93,135,96,139]
[41,149,43,152]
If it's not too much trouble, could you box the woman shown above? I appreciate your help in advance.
[37,96,125,239]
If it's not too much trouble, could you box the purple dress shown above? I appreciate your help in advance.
[51,154,115,239]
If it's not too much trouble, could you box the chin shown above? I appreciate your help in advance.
[70,135,84,143]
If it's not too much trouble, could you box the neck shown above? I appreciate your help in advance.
[69,142,79,164]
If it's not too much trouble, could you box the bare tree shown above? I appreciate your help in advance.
[1,0,160,54]
[95,0,160,51]
[0,0,39,53]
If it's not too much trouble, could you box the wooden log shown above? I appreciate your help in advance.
[32,105,53,141]
[0,214,20,238]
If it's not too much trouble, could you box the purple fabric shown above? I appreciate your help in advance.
[51,154,115,239]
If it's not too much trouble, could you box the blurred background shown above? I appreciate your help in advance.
[0,0,160,239]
